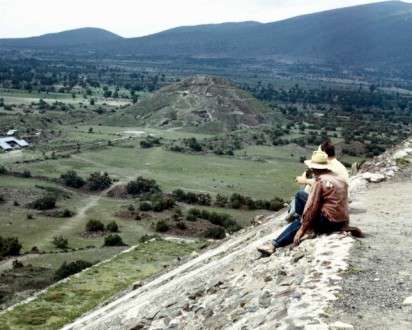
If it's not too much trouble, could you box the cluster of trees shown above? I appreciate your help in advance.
[54,260,92,280]
[172,189,284,211]
[0,58,174,97]
[139,136,163,149]
[29,195,57,210]
[186,208,241,234]
[126,177,161,196]
[139,196,175,212]
[61,170,112,191]
[0,236,22,258]
[172,189,212,206]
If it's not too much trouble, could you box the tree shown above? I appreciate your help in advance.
[0,237,22,257]
[52,236,69,250]
[30,195,56,210]
[61,170,85,188]
[104,234,125,246]
[86,219,105,232]
[55,260,92,280]
[106,221,119,233]
[126,177,161,196]
[87,172,112,191]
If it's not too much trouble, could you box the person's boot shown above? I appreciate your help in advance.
[257,243,276,256]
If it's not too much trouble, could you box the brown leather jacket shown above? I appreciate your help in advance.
[302,173,349,232]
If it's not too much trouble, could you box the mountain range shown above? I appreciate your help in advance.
[1,1,412,67]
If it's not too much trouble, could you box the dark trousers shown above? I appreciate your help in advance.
[272,214,345,248]
[294,190,308,216]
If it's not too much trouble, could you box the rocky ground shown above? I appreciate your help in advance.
[330,178,412,329]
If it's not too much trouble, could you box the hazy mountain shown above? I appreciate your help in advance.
[110,1,412,66]
[1,1,412,67]
[121,75,278,132]
[0,27,122,48]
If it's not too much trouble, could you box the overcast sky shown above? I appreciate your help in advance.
[0,0,409,38]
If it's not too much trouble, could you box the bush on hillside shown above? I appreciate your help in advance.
[0,236,22,257]
[152,196,175,212]
[54,260,93,280]
[52,236,69,250]
[103,234,125,246]
[155,220,170,233]
[139,201,153,211]
[0,166,7,175]
[87,172,112,191]
[126,177,161,196]
[86,219,105,232]
[22,170,31,178]
[30,195,57,210]
[106,221,119,233]
[204,227,226,240]
[61,170,85,188]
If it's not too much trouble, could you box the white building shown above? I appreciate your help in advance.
[0,137,29,151]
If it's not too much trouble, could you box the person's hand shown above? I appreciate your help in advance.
[293,228,304,247]
[295,176,306,185]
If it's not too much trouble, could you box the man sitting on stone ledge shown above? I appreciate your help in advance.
[258,150,351,256]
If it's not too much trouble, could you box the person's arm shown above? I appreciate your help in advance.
[296,172,315,186]
[293,181,323,246]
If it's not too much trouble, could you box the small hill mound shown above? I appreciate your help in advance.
[126,76,275,132]
[0,27,122,48]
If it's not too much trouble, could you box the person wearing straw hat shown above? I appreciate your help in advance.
[258,150,351,256]
[284,141,349,223]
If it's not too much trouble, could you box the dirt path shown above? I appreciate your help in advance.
[0,182,125,273]
[331,179,412,329]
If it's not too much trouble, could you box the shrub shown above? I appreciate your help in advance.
[155,220,170,233]
[86,219,105,232]
[0,237,22,257]
[22,170,31,178]
[176,221,187,230]
[0,166,7,175]
[61,209,74,218]
[106,221,119,233]
[139,201,153,211]
[214,194,228,207]
[60,170,85,188]
[30,195,56,210]
[152,196,175,212]
[52,236,68,250]
[103,234,125,246]
[55,260,92,280]
[269,198,284,211]
[87,172,112,191]
[204,227,226,240]
[126,177,161,196]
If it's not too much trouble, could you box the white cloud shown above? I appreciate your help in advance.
[0,0,410,38]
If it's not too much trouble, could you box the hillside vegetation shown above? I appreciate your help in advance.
[120,75,278,132]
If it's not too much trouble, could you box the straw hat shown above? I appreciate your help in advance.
[304,150,331,170]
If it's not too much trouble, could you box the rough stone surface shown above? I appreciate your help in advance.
[403,296,412,306]
[329,321,354,329]
[330,138,412,329]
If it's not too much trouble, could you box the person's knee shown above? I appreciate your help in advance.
[295,190,308,201]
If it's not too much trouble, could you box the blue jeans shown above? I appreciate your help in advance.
[286,190,308,218]
[272,214,345,248]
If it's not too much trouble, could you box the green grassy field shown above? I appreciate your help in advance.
[11,144,305,200]
[0,239,204,330]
